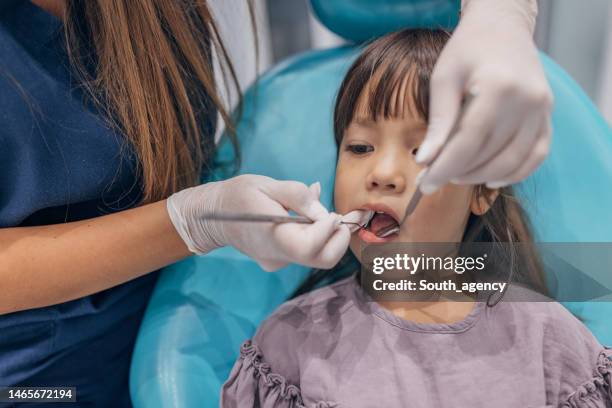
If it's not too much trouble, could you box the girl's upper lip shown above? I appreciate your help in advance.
[360,203,400,223]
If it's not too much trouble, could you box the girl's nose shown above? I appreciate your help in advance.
[366,166,406,193]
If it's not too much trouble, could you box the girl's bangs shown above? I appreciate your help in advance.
[354,62,428,123]
[334,29,448,144]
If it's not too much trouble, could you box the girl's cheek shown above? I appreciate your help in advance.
[399,187,472,241]
[334,163,355,213]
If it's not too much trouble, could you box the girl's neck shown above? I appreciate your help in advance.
[376,271,477,324]
[378,297,476,324]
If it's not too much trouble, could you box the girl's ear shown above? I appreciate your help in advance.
[470,186,500,215]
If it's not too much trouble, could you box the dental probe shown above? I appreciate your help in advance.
[375,92,477,238]
[199,212,366,228]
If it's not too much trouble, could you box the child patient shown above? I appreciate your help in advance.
[221,29,611,407]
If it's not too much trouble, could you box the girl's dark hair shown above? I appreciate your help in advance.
[292,29,547,301]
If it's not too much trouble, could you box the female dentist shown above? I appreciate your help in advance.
[0,0,551,406]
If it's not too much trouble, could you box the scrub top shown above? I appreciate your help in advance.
[0,2,213,406]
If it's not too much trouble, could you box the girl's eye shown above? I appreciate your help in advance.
[347,144,373,155]
[412,147,419,156]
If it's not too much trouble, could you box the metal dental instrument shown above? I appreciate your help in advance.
[375,92,476,238]
[200,212,367,229]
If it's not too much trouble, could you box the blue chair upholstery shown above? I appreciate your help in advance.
[130,3,612,407]
[310,0,460,42]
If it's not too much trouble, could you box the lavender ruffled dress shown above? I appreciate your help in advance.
[220,274,612,407]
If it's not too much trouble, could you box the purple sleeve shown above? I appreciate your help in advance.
[542,304,612,407]
[220,340,306,408]
[220,300,309,408]
[561,347,612,407]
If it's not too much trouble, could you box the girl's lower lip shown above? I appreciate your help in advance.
[358,227,394,243]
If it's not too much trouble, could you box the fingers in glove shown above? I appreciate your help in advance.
[456,108,520,174]
[309,181,321,198]
[419,91,497,193]
[310,223,352,269]
[258,213,349,271]
[264,180,328,221]
[274,213,342,266]
[486,118,551,188]
[416,64,465,165]
[256,258,289,273]
[451,113,543,185]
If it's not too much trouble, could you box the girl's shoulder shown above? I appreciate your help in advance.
[490,284,602,352]
[271,275,357,312]
[219,276,358,407]
[490,285,611,406]
[255,275,357,341]
[252,275,358,362]
[494,284,599,345]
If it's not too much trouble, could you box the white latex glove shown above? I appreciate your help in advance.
[166,174,352,271]
[415,0,553,193]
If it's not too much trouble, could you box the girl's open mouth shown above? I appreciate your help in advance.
[359,211,400,243]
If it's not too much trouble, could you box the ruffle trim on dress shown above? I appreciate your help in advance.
[239,340,338,408]
[563,347,612,407]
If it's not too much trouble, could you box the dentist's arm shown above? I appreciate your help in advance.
[0,200,190,314]
[416,0,553,193]
[0,175,350,314]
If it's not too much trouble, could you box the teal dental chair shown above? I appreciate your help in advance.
[130,1,612,406]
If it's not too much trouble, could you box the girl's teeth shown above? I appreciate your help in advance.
[378,226,400,238]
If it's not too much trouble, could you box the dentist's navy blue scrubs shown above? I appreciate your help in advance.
[0,2,213,406]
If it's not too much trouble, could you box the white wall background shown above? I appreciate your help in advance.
[598,4,612,125]
[209,0,273,141]
[212,0,612,127]
[539,0,611,125]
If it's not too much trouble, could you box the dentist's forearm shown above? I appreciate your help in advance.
[0,200,191,315]
[461,0,538,34]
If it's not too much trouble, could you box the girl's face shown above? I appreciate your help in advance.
[334,107,485,260]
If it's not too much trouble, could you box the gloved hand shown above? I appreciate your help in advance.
[415,0,553,193]
[166,174,352,271]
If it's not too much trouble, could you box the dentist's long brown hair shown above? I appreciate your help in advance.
[63,0,252,203]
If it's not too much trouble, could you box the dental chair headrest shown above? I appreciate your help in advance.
[310,0,460,43]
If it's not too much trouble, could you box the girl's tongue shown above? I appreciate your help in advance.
[368,212,398,235]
